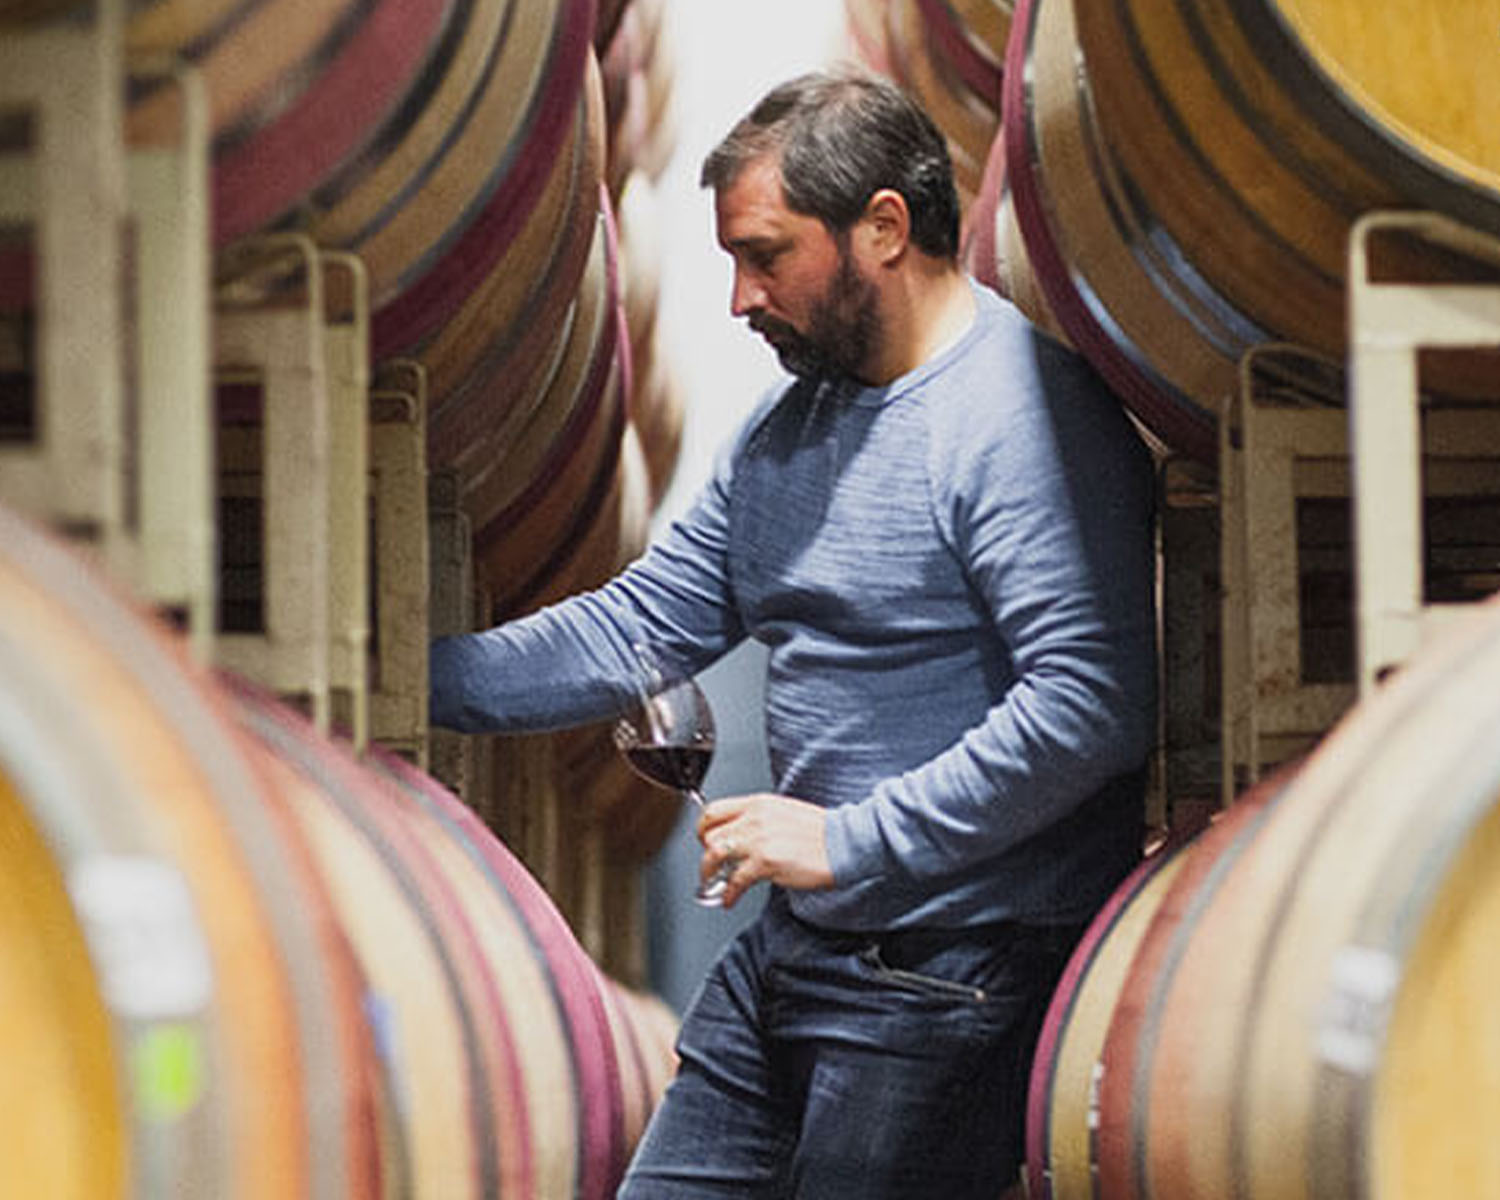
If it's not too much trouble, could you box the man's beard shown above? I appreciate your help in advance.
[752,248,881,384]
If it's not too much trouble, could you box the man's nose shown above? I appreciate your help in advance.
[730,270,766,318]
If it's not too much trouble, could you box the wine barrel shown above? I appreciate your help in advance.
[912,0,1006,117]
[616,170,685,508]
[422,51,606,475]
[375,745,654,1200]
[943,0,1012,63]
[473,357,637,624]
[230,673,678,1200]
[466,183,632,618]
[1023,828,1199,1200]
[608,0,677,196]
[594,0,630,55]
[630,348,685,509]
[0,500,680,1197]
[843,0,895,77]
[1076,0,1500,347]
[127,0,353,142]
[233,681,513,1198]
[599,977,679,1153]
[331,0,595,358]
[290,0,517,294]
[0,768,127,1199]
[533,414,653,616]
[1091,775,1290,1200]
[3,0,442,305]
[457,202,615,514]
[1003,0,1223,465]
[960,125,1065,348]
[126,0,457,245]
[1009,0,1500,465]
[617,171,664,417]
[1094,593,1500,1198]
[0,503,380,1199]
[601,0,659,201]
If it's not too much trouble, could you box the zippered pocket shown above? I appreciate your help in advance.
[858,943,988,1003]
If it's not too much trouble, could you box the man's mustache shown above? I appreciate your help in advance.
[748,314,798,341]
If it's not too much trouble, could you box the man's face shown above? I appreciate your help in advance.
[715,155,881,383]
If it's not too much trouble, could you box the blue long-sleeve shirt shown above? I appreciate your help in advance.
[431,283,1157,931]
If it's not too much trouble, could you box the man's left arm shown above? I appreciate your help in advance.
[822,348,1158,890]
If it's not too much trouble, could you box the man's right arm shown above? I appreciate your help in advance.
[428,431,749,735]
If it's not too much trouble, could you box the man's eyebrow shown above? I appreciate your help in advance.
[724,234,789,255]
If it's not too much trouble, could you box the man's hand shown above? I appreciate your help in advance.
[696,792,834,908]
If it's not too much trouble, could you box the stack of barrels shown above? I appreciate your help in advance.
[0,503,678,1198]
[130,0,685,969]
[1027,592,1500,1198]
[848,4,1500,1195]
[127,0,671,619]
[875,3,1500,1195]
[854,0,1500,463]
[3,0,689,1193]
[982,0,1500,463]
[119,0,685,649]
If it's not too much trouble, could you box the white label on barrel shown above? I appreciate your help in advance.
[68,855,214,1020]
[1317,944,1399,1075]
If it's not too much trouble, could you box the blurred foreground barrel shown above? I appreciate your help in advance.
[0,502,372,1198]
[1003,0,1500,464]
[0,502,676,1198]
[1034,592,1500,1199]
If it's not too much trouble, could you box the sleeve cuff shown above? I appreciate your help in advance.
[428,635,474,730]
[823,800,892,889]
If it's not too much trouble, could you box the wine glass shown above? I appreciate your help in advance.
[612,645,737,906]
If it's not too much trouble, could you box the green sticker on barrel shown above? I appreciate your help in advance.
[133,1023,205,1122]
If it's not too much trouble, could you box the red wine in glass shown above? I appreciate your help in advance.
[613,645,737,905]
[623,744,713,793]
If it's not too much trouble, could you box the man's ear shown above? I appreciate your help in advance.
[859,188,911,265]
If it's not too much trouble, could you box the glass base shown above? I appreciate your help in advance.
[694,861,736,907]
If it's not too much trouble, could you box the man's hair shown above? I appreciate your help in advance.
[700,67,960,260]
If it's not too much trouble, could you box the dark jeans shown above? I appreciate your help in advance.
[618,891,1080,1199]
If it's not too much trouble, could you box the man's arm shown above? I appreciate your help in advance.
[429,436,750,735]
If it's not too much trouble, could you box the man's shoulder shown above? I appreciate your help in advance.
[919,283,1141,477]
[940,284,1115,417]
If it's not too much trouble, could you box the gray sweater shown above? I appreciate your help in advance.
[431,284,1157,932]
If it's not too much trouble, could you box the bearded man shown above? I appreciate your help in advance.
[431,67,1157,1198]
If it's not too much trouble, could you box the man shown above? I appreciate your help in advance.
[431,68,1156,1197]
